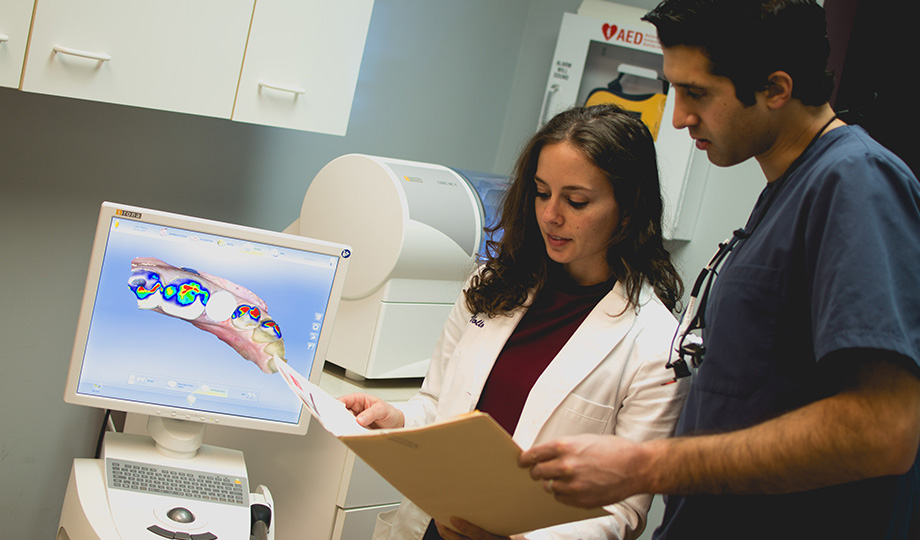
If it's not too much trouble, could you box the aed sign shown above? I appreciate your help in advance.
[593,19,662,54]
[602,22,654,47]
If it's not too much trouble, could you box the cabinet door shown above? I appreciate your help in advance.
[0,0,35,89]
[22,0,254,118]
[233,0,374,135]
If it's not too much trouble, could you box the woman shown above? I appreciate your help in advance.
[342,105,689,539]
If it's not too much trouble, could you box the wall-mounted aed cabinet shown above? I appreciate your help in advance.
[0,0,35,89]
[540,7,708,240]
[18,0,374,136]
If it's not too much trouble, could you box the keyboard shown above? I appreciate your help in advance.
[106,458,249,506]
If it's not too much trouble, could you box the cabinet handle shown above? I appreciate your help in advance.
[0,34,10,43]
[258,81,306,95]
[53,45,112,62]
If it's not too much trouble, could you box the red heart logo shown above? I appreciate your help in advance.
[602,23,617,41]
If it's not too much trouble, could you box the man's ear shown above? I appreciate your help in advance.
[763,71,793,109]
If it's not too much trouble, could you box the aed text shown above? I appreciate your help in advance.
[613,29,643,45]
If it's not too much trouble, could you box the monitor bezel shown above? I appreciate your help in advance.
[64,201,351,436]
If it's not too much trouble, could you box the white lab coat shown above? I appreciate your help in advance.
[373,279,689,540]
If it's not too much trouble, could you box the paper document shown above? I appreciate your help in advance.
[275,360,369,437]
[275,360,608,536]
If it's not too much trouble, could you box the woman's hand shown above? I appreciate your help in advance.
[338,393,405,429]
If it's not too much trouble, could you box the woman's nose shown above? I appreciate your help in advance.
[541,198,562,224]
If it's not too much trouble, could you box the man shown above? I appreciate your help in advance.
[520,1,920,538]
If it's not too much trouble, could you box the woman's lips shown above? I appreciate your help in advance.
[546,233,570,248]
[695,138,711,151]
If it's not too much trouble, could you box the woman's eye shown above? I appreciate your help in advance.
[568,200,588,209]
[535,191,550,200]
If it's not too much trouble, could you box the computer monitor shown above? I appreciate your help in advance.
[64,202,351,447]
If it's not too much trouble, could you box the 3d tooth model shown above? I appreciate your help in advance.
[127,257,285,374]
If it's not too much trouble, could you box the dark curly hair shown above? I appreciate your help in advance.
[465,105,683,316]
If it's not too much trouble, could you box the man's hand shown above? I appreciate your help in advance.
[520,434,647,508]
[521,352,920,506]
[338,393,405,429]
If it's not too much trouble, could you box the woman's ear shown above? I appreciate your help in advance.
[763,71,793,110]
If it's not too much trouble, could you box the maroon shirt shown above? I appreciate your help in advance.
[476,273,615,435]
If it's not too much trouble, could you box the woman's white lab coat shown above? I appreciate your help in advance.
[373,280,689,540]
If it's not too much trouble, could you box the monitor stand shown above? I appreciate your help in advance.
[58,416,260,540]
[145,416,207,459]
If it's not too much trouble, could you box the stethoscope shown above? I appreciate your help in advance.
[665,227,745,380]
[665,114,838,381]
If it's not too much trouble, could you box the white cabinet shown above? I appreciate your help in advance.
[331,452,402,540]
[0,0,34,89]
[540,9,708,240]
[22,0,254,118]
[18,0,375,135]
[233,0,374,136]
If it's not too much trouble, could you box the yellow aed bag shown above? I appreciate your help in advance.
[586,78,668,140]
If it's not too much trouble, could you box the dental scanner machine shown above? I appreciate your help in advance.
[286,154,510,380]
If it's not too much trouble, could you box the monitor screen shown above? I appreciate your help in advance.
[64,202,350,435]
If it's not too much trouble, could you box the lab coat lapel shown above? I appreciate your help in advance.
[465,301,530,412]
[512,281,636,449]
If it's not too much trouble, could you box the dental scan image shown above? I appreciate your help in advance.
[74,215,341,426]
[127,257,287,375]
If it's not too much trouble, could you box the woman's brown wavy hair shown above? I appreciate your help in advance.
[465,105,683,316]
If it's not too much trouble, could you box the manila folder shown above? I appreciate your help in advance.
[274,359,606,535]
[340,412,607,536]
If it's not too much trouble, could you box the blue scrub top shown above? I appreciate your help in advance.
[656,126,920,540]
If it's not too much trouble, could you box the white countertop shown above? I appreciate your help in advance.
[317,362,422,404]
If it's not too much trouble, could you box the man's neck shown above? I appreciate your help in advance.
[756,104,841,183]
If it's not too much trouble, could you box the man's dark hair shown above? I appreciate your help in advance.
[643,0,835,106]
